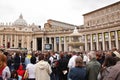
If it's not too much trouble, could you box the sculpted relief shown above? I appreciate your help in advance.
[44,23,63,31]
[2,28,16,32]
[44,23,52,31]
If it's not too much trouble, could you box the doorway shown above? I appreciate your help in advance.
[37,38,42,51]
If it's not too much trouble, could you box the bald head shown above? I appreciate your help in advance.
[88,51,96,60]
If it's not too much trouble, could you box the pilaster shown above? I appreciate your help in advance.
[102,33,105,51]
[90,34,93,50]
[115,31,119,49]
[108,32,112,50]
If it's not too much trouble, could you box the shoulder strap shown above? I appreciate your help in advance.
[52,55,57,60]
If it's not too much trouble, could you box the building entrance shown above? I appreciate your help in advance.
[37,38,42,51]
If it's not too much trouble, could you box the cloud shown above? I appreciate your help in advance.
[0,0,119,27]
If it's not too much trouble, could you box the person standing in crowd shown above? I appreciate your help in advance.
[105,50,120,80]
[58,52,69,80]
[0,52,11,80]
[17,64,25,80]
[3,51,13,71]
[25,51,32,67]
[14,52,21,70]
[44,52,51,64]
[86,51,101,80]
[35,54,52,80]
[34,52,39,63]
[67,51,78,80]
[96,51,105,65]
[26,56,36,80]
[10,70,22,80]
[49,52,59,80]
[68,51,77,70]
[98,53,116,80]
[68,56,86,80]
[20,53,26,70]
[83,52,89,65]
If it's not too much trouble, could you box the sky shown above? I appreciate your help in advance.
[0,0,119,27]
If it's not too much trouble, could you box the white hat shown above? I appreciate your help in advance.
[113,51,120,58]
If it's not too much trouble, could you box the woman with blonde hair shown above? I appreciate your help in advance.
[0,52,11,80]
[68,56,86,80]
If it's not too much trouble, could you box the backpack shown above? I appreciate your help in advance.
[51,56,59,68]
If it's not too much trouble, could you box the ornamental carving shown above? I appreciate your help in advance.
[44,23,51,29]
[3,28,16,32]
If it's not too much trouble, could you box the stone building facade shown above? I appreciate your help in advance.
[0,1,120,52]
[0,15,76,51]
[81,1,120,51]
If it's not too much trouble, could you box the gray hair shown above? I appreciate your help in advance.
[88,51,96,59]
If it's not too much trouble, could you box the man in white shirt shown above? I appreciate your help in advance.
[68,51,77,70]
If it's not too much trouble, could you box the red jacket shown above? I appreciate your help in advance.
[17,65,25,79]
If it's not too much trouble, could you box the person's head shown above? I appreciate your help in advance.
[39,54,45,61]
[75,56,83,67]
[0,52,7,68]
[72,51,76,56]
[35,52,38,57]
[49,51,54,56]
[96,52,102,59]
[59,52,64,59]
[15,52,20,56]
[0,49,4,53]
[88,51,96,60]
[103,55,116,67]
[111,51,120,62]
[11,70,18,79]
[4,51,9,56]
[30,56,36,64]
[112,47,117,51]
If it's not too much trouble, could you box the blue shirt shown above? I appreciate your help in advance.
[68,67,86,80]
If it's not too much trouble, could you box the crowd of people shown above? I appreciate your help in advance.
[0,48,120,80]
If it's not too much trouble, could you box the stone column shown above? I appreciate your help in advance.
[10,35,13,48]
[14,35,16,48]
[15,35,18,48]
[102,33,105,51]
[64,36,67,52]
[69,36,72,51]
[115,31,119,49]
[17,35,19,48]
[34,38,37,51]
[90,34,93,50]
[108,32,112,50]
[96,33,99,51]
[32,37,35,51]
[32,38,34,50]
[5,35,7,48]
[22,35,24,48]
[59,36,62,51]
[85,35,88,51]
[54,37,57,52]
[27,36,30,50]
[0,35,3,47]
[42,37,44,51]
